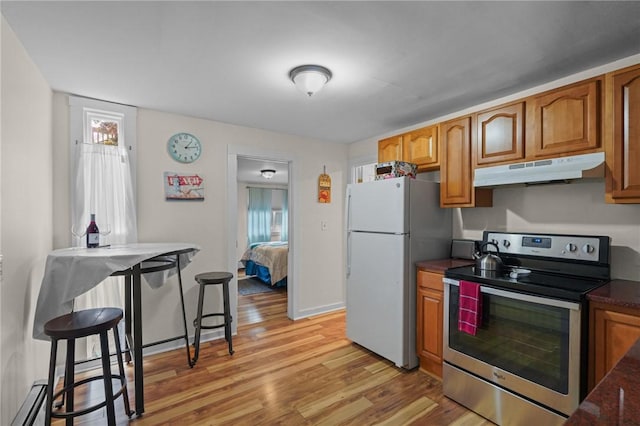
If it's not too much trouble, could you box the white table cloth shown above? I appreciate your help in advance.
[33,242,200,340]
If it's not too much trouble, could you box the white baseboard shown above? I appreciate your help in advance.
[292,302,345,320]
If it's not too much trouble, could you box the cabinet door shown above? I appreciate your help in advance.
[440,117,473,206]
[607,65,640,202]
[378,135,403,163]
[528,79,601,158]
[475,102,525,166]
[417,270,444,377]
[403,125,439,171]
[591,306,640,388]
[440,117,492,207]
[417,287,443,378]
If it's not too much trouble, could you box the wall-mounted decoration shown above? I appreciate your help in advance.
[167,132,202,163]
[318,166,331,203]
[164,172,204,201]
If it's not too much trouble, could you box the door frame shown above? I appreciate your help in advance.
[227,145,296,322]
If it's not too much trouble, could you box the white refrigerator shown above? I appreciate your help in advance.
[345,177,451,369]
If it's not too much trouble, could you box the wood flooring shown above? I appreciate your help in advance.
[51,289,492,425]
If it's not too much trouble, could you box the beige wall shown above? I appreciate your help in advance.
[1,16,53,423]
[455,181,640,280]
[50,101,348,346]
[349,53,640,281]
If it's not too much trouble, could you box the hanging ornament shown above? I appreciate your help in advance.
[318,166,331,203]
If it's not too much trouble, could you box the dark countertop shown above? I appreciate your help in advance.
[566,279,640,424]
[416,258,475,274]
[566,337,640,425]
[587,279,640,309]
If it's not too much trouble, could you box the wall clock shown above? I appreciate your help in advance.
[167,132,202,163]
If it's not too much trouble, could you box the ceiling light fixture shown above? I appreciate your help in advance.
[289,64,332,97]
[261,169,276,179]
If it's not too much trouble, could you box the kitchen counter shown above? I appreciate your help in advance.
[587,279,640,310]
[566,337,640,425]
[416,258,474,274]
[565,279,640,424]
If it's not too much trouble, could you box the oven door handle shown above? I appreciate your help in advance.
[443,278,580,310]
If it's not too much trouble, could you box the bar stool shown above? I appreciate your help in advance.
[192,272,234,364]
[44,307,132,425]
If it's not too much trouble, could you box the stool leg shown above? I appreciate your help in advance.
[64,339,75,426]
[112,324,133,417]
[99,330,117,425]
[222,280,234,355]
[45,338,58,426]
[192,282,206,365]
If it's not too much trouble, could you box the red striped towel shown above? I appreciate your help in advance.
[458,281,482,336]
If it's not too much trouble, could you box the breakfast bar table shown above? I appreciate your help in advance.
[33,242,200,416]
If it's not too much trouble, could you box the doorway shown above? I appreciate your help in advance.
[227,147,295,332]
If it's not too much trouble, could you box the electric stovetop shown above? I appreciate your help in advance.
[445,264,608,302]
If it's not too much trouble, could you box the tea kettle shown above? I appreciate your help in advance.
[475,242,503,272]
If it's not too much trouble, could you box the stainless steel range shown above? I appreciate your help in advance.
[443,231,610,425]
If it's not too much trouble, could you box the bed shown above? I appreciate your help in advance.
[241,241,288,287]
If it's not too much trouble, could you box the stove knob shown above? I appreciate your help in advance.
[582,244,595,254]
[565,243,577,252]
[502,240,511,248]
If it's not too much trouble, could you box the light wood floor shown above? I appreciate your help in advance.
[52,288,492,425]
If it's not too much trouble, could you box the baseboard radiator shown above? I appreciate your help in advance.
[11,380,47,426]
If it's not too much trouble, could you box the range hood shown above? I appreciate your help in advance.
[473,152,605,187]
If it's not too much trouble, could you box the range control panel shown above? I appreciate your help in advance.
[484,231,608,262]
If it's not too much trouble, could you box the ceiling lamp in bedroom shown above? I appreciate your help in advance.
[289,64,332,97]
[261,169,276,179]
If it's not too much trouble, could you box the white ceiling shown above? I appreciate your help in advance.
[237,157,288,185]
[3,1,640,147]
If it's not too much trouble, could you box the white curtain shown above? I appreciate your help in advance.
[72,142,138,357]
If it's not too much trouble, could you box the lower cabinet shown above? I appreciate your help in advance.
[589,301,640,390]
[417,270,444,378]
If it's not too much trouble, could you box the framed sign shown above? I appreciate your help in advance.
[164,172,204,200]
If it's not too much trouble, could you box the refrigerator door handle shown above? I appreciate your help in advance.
[346,192,352,277]
[347,231,351,277]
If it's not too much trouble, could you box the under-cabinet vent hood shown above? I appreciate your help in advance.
[473,152,605,187]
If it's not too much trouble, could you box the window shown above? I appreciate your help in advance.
[271,209,283,239]
[69,96,138,358]
[86,110,121,145]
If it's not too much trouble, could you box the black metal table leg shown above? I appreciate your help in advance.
[124,273,133,364]
[132,263,144,416]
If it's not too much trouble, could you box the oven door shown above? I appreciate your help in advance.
[443,278,582,416]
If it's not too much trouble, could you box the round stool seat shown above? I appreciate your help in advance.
[195,271,233,285]
[44,307,123,340]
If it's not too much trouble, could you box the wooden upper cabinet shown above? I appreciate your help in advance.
[527,78,601,158]
[440,116,492,208]
[475,101,525,167]
[606,64,640,203]
[378,135,403,163]
[403,125,439,171]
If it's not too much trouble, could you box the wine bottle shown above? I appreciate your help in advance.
[86,213,100,248]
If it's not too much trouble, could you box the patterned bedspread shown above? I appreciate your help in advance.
[241,242,288,284]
